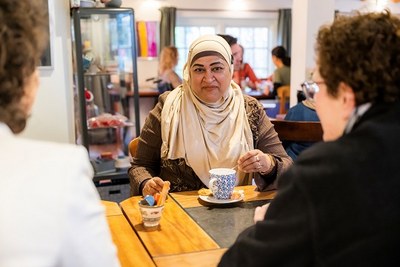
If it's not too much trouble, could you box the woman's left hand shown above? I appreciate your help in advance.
[238,149,271,173]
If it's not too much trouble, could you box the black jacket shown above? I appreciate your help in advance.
[219,102,400,267]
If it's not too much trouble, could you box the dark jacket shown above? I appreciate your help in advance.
[219,102,400,266]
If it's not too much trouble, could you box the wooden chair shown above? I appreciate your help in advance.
[128,137,139,158]
[277,85,290,115]
[270,119,323,142]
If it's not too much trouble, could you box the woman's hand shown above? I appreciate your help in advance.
[254,203,270,223]
[238,149,272,174]
[142,177,165,196]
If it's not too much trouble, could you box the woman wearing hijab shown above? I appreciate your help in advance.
[129,35,292,196]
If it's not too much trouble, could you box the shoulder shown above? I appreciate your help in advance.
[279,141,342,194]
[17,138,88,160]
[285,103,319,121]
[243,63,253,70]
[243,94,263,109]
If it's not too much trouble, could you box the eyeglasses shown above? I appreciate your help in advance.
[301,81,324,100]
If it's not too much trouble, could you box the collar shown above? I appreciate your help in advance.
[344,102,372,134]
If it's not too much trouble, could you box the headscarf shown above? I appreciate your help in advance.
[161,34,254,187]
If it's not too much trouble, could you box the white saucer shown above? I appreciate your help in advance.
[199,194,244,204]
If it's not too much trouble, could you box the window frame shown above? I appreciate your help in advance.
[175,10,278,79]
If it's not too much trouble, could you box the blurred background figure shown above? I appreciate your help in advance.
[218,34,260,91]
[0,1,120,266]
[270,46,291,97]
[283,94,320,160]
[232,44,260,91]
[157,46,182,93]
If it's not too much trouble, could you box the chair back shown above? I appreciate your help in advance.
[271,119,323,142]
[277,85,290,114]
[129,137,139,158]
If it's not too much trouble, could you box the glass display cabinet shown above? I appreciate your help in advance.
[71,7,140,183]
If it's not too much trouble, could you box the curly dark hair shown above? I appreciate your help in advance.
[0,0,48,133]
[316,11,400,105]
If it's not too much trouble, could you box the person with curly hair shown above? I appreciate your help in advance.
[0,1,120,266]
[219,11,400,266]
[129,34,292,196]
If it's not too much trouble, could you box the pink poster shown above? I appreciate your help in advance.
[136,21,158,58]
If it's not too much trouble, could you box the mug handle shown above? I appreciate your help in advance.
[209,178,217,195]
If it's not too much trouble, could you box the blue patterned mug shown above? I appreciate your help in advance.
[208,168,237,199]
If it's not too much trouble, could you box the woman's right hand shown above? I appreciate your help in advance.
[142,177,165,196]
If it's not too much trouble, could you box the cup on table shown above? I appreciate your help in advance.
[138,202,164,228]
[208,168,237,199]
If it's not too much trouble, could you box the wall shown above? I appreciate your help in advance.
[123,0,292,87]
[21,0,75,144]
[21,0,400,143]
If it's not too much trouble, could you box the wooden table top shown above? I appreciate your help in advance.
[169,185,276,208]
[153,248,228,267]
[101,201,155,267]
[103,186,276,267]
[120,196,220,257]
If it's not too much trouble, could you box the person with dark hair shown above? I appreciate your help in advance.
[129,34,292,196]
[218,34,260,90]
[232,44,260,90]
[0,1,120,266]
[217,34,238,46]
[219,11,400,266]
[271,45,291,96]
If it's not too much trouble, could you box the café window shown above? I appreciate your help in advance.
[175,10,278,79]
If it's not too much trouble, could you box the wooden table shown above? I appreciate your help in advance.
[118,185,275,267]
[101,201,155,267]
[170,185,276,208]
[120,197,219,255]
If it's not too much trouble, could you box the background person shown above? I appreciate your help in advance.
[270,45,291,96]
[157,46,182,93]
[219,11,400,266]
[218,34,260,90]
[0,1,120,266]
[283,94,320,160]
[232,44,260,91]
[129,34,292,196]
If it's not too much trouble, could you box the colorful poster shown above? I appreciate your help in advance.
[136,21,158,58]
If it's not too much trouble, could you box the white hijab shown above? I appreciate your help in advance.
[161,35,254,186]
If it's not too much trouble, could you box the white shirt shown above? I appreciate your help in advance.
[0,123,120,267]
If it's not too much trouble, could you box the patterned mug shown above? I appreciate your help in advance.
[208,168,237,199]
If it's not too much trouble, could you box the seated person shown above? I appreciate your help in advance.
[157,46,182,92]
[219,11,400,266]
[231,44,260,90]
[0,1,119,266]
[271,46,291,96]
[218,34,260,90]
[283,95,320,160]
[129,34,292,196]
